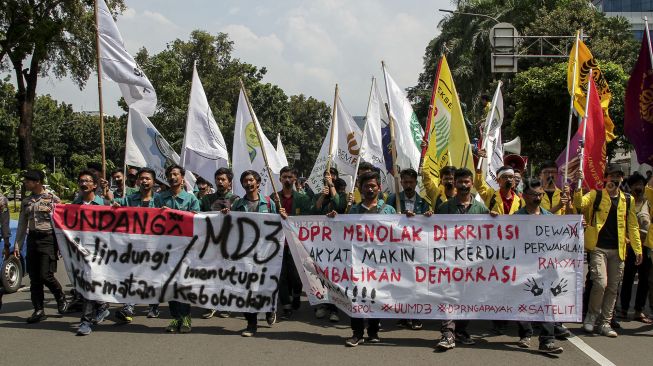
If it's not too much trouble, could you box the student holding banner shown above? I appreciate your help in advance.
[538,161,570,215]
[229,170,280,337]
[513,178,564,354]
[574,164,642,338]
[276,166,311,320]
[326,170,396,347]
[73,170,111,336]
[435,167,490,350]
[154,165,201,334]
[474,164,523,215]
[422,165,456,211]
[200,167,239,320]
[112,167,162,322]
[13,170,68,324]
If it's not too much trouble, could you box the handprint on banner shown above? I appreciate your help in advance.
[550,278,569,297]
[524,277,544,297]
[310,286,325,300]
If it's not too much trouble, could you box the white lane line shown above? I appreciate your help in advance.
[567,335,616,366]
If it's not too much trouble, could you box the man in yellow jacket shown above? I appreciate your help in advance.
[538,160,571,215]
[574,164,642,337]
[422,165,456,212]
[474,165,524,215]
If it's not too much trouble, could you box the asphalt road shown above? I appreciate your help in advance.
[0,263,651,366]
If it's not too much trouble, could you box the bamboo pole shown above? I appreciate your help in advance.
[563,30,582,185]
[94,0,107,179]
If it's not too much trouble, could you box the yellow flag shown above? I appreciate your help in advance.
[422,56,474,199]
[567,35,615,142]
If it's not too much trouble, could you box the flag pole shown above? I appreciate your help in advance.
[381,61,402,212]
[563,30,581,185]
[238,78,280,202]
[348,77,375,211]
[420,56,444,170]
[644,17,653,67]
[94,0,107,180]
[577,68,593,190]
[476,80,503,170]
[325,84,339,183]
[180,60,197,168]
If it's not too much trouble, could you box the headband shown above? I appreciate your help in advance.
[497,168,515,179]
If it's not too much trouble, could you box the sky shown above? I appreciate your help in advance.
[34,0,451,117]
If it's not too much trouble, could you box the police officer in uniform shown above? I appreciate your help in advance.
[13,170,68,323]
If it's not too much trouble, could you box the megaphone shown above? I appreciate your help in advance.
[503,136,521,155]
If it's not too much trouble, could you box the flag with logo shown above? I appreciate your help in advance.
[480,83,504,190]
[557,76,606,190]
[422,55,474,194]
[625,30,653,165]
[307,92,363,193]
[97,0,157,116]
[180,63,229,183]
[382,65,424,172]
[125,108,195,190]
[232,88,284,198]
[567,35,614,142]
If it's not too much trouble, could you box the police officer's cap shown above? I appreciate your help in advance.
[22,170,45,182]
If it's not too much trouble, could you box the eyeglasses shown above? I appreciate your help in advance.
[525,191,544,197]
[78,179,94,184]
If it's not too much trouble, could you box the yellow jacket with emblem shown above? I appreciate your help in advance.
[422,170,452,211]
[541,188,568,215]
[574,189,642,260]
[474,172,524,214]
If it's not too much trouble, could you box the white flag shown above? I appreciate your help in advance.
[276,133,289,167]
[180,64,229,183]
[125,108,195,190]
[307,94,363,193]
[97,0,157,116]
[482,83,504,190]
[360,79,394,194]
[382,65,423,171]
[232,88,284,198]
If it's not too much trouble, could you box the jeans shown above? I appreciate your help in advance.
[351,318,380,338]
[26,232,64,310]
[81,299,109,323]
[169,301,190,319]
[588,248,625,326]
[441,320,469,337]
[621,246,651,312]
[279,246,302,308]
[518,321,555,345]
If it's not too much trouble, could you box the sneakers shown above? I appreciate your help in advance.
[329,311,340,323]
[455,331,476,345]
[436,335,456,351]
[56,298,69,314]
[115,308,134,323]
[26,310,47,324]
[179,316,192,333]
[241,325,257,337]
[518,336,531,348]
[94,309,110,325]
[600,325,618,338]
[396,319,409,327]
[315,306,328,319]
[539,342,564,354]
[367,334,381,343]
[281,309,293,320]
[583,313,597,333]
[266,312,276,325]
[147,305,160,319]
[165,319,180,333]
[76,321,92,336]
[217,311,230,318]
[202,309,217,319]
[554,324,571,339]
[345,335,365,347]
[411,320,423,330]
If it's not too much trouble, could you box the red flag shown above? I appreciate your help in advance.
[580,77,607,190]
[624,31,653,164]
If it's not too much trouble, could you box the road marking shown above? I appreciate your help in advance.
[567,334,616,366]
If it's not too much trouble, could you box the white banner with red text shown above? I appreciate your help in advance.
[283,214,583,322]
[52,205,283,313]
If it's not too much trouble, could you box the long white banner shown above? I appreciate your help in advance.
[53,205,284,313]
[283,214,583,322]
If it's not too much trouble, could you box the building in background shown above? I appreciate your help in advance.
[593,1,653,39]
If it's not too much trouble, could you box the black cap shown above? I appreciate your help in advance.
[605,163,624,177]
[22,170,45,182]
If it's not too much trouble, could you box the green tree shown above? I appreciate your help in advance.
[0,0,125,169]
[0,77,18,168]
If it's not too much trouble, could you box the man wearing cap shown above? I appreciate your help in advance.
[13,170,68,323]
[574,164,642,337]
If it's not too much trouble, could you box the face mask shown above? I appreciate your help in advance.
[632,187,643,195]
[167,177,179,186]
[444,182,454,190]
[533,198,542,206]
[457,185,471,193]
[503,181,512,190]
[364,190,376,199]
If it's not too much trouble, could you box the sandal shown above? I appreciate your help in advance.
[635,313,653,324]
